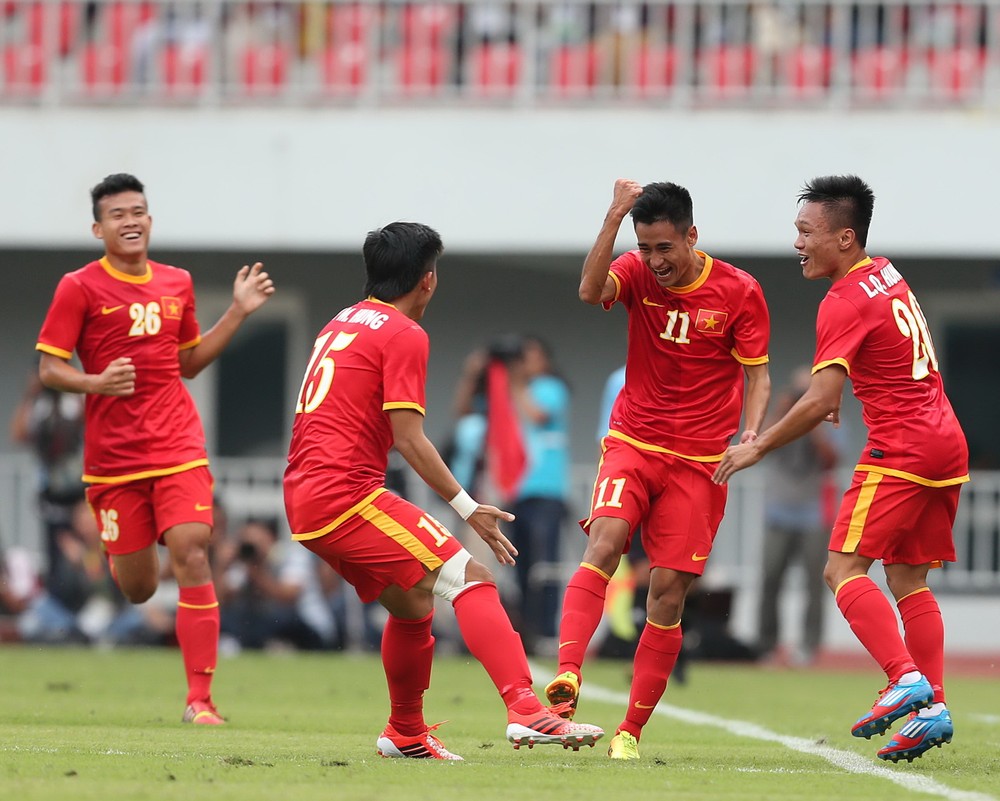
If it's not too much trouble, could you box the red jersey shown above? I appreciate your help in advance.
[604,250,770,460]
[813,256,968,485]
[35,257,207,484]
[284,298,428,539]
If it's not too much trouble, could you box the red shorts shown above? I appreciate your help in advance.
[299,491,464,603]
[581,437,728,575]
[85,466,215,555]
[830,470,960,565]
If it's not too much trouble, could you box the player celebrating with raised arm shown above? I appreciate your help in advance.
[283,222,603,760]
[546,180,771,760]
[35,173,275,725]
[713,175,968,763]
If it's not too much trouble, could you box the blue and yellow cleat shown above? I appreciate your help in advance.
[851,675,933,739]
[877,709,953,763]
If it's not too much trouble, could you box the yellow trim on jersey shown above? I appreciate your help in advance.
[645,618,681,630]
[665,251,713,294]
[834,574,869,597]
[366,296,398,309]
[606,429,724,463]
[855,464,970,488]
[358,504,444,570]
[179,336,201,351]
[842,472,882,552]
[36,343,73,360]
[732,350,769,366]
[813,357,850,375]
[897,587,930,603]
[100,256,152,284]
[291,488,387,541]
[844,256,875,277]
[580,562,613,582]
[384,401,426,415]
[83,458,209,485]
[177,601,219,610]
[607,270,622,303]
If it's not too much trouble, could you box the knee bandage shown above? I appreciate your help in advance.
[433,550,481,603]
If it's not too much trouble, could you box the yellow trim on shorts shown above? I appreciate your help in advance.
[605,429,724,463]
[84,459,210,485]
[842,471,883,553]
[855,464,970,488]
[291,488,387,541]
[358,504,444,570]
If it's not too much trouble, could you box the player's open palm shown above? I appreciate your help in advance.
[468,506,518,567]
[233,262,275,315]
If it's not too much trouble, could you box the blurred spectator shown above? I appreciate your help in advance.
[507,336,571,654]
[8,369,86,590]
[757,366,841,667]
[217,517,334,651]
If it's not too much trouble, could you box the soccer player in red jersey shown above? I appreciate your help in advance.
[283,221,604,760]
[714,175,968,762]
[35,173,275,724]
[545,180,771,760]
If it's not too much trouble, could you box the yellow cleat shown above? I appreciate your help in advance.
[544,671,580,719]
[608,731,640,760]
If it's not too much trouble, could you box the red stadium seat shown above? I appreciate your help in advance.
[549,43,600,95]
[469,42,522,95]
[782,45,833,98]
[328,2,376,45]
[25,2,80,57]
[628,44,678,93]
[106,1,157,49]
[851,46,908,99]
[927,47,986,100]
[81,42,128,94]
[698,45,756,95]
[396,43,451,94]
[162,43,208,96]
[240,44,290,95]
[400,3,458,46]
[320,42,368,93]
[3,43,46,95]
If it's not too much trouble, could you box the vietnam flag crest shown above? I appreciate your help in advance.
[162,296,183,320]
[695,309,728,336]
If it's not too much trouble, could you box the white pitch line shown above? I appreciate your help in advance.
[530,665,995,801]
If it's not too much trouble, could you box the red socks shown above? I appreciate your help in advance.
[556,564,612,680]
[176,583,219,705]
[835,576,916,683]
[382,612,434,735]
[619,622,683,740]
[898,588,946,704]
[453,582,540,715]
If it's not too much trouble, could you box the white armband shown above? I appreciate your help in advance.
[448,489,479,520]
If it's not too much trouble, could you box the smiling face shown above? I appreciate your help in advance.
[634,219,702,289]
[793,200,857,282]
[92,190,151,269]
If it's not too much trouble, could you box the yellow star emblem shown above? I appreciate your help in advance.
[702,315,719,330]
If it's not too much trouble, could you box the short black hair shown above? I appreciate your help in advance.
[631,182,694,230]
[363,222,443,301]
[798,175,875,247]
[91,173,146,221]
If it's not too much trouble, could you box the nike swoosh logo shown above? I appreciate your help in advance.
[194,503,212,511]
[633,701,656,709]
[642,297,665,307]
[691,553,709,562]
[558,641,578,649]
[101,304,125,315]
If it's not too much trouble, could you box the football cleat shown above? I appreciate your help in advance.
[376,722,463,760]
[182,700,225,725]
[851,675,933,739]
[506,705,603,751]
[544,671,580,720]
[608,731,640,760]
[877,708,953,763]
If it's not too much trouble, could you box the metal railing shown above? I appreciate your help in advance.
[2,0,999,108]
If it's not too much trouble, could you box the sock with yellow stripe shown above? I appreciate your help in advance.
[835,575,916,684]
[176,583,219,706]
[619,621,683,739]
[898,588,946,704]
[556,564,611,680]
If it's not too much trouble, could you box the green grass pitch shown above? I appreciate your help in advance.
[1,645,998,801]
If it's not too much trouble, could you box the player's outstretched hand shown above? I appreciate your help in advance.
[712,442,762,485]
[233,262,275,315]
[467,505,518,566]
[94,356,136,396]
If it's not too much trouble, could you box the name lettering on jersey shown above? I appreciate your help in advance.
[859,262,904,298]
[332,306,389,330]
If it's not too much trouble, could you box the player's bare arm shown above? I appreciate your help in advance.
[388,408,518,566]
[178,262,275,379]
[713,365,845,484]
[38,352,135,397]
[739,362,771,442]
[579,178,643,305]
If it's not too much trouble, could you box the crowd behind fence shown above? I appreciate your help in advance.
[2,0,999,108]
